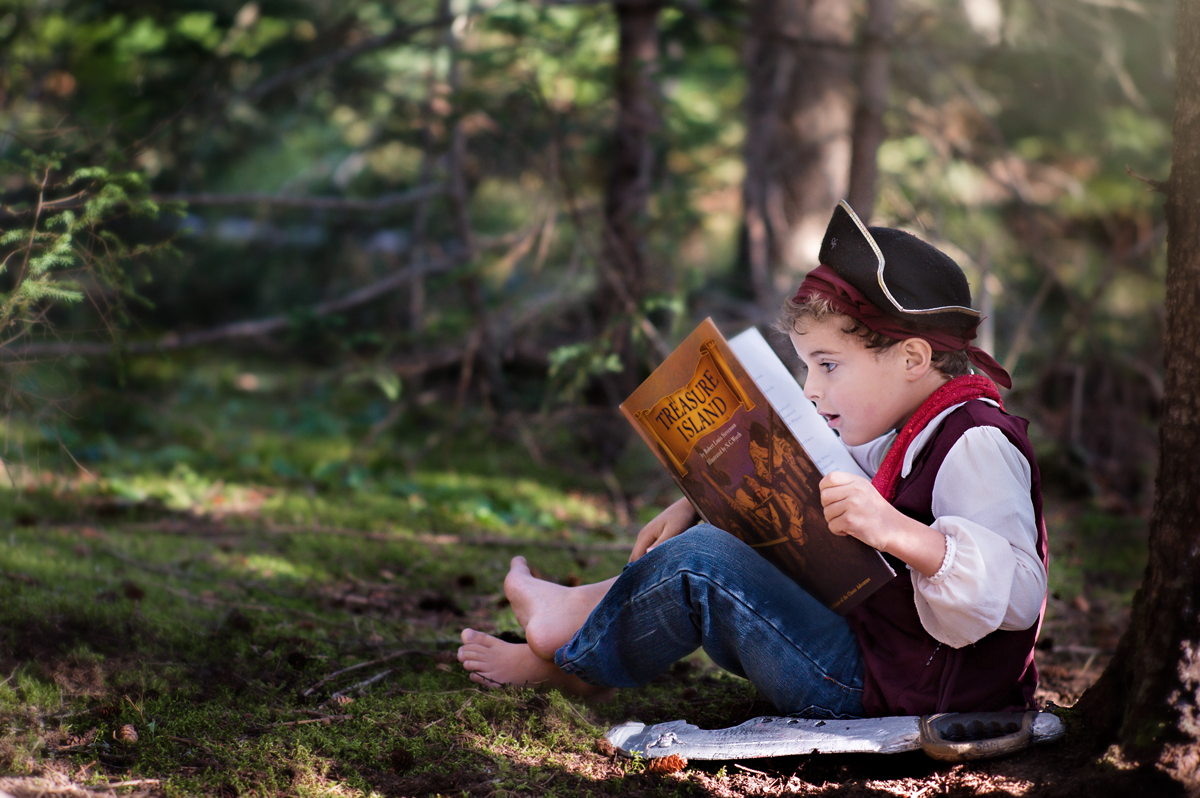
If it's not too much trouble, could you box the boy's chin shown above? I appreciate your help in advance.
[834,430,872,447]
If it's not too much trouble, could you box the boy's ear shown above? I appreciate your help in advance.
[900,338,935,378]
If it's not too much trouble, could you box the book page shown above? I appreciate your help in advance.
[728,327,868,479]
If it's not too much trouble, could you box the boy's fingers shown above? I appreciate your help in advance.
[819,471,857,490]
[822,493,848,521]
[819,479,855,507]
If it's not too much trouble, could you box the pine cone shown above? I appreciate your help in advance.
[646,754,687,774]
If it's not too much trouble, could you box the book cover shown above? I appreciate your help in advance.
[620,318,894,614]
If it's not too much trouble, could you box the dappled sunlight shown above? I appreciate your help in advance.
[0,0,1187,791]
[221,552,318,582]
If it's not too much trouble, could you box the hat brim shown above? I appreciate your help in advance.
[818,201,980,333]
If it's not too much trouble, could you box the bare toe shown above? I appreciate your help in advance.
[454,627,606,698]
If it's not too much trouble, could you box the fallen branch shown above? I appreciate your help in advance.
[303,651,423,696]
[327,668,393,703]
[151,184,446,212]
[166,734,219,760]
[59,519,636,551]
[269,525,633,551]
[270,713,353,728]
[2,217,545,361]
[2,253,459,360]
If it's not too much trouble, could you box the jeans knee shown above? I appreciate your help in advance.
[664,524,752,573]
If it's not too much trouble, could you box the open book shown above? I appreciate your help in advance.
[620,318,894,614]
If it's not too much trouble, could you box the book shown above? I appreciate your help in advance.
[620,317,895,614]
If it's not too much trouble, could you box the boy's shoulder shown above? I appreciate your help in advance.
[932,399,1033,455]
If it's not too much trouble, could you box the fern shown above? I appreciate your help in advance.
[0,150,175,352]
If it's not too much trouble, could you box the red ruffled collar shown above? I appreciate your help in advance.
[870,374,1002,502]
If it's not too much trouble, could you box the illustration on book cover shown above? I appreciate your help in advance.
[621,319,893,614]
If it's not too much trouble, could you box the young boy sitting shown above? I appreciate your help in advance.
[458,201,1049,718]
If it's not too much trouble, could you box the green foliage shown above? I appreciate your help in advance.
[0,152,168,342]
[547,341,624,404]
[0,151,179,474]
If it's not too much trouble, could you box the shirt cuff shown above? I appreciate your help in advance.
[927,533,956,584]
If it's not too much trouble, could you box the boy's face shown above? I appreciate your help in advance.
[788,317,922,447]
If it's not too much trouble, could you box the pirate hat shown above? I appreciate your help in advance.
[818,201,979,335]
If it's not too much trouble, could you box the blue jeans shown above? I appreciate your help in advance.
[554,524,866,718]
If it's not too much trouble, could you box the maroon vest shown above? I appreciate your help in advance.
[844,401,1049,716]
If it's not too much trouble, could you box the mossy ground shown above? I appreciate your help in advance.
[0,354,1159,796]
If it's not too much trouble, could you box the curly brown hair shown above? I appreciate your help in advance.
[774,294,972,379]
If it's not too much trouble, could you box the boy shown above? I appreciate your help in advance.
[459,201,1048,717]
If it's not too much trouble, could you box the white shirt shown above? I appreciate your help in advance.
[845,400,1048,649]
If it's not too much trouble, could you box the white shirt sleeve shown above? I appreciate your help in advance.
[910,426,1048,649]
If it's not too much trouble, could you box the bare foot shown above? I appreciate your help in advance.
[504,556,615,660]
[457,629,613,700]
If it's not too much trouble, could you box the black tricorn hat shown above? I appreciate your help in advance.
[818,201,980,335]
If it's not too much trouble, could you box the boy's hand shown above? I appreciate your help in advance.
[819,471,947,577]
[819,471,899,552]
[630,497,698,562]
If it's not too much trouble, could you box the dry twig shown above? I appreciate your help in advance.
[303,651,421,696]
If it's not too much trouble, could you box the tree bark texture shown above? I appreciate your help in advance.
[846,0,894,222]
[741,0,854,307]
[1075,1,1200,790]
[601,0,661,315]
[594,0,662,403]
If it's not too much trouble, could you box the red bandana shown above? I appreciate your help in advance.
[793,264,1012,389]
[871,375,1002,502]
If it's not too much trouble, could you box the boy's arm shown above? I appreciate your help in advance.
[917,427,1045,639]
[819,471,947,576]
[630,497,699,562]
[828,427,1042,648]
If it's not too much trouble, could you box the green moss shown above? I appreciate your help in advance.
[0,353,695,795]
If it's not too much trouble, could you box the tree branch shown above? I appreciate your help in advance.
[240,15,456,102]
[150,184,448,213]
[1126,165,1168,194]
[1,253,459,359]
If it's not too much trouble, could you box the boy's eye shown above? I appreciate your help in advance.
[820,362,836,373]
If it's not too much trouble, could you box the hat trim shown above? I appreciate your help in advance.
[837,200,981,320]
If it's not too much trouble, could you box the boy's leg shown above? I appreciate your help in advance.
[504,557,618,660]
[458,559,619,692]
[458,630,613,699]
[555,525,866,718]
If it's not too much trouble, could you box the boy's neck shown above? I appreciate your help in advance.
[892,372,952,435]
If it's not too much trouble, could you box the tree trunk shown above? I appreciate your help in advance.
[846,0,894,222]
[1074,2,1200,790]
[593,0,662,403]
[602,0,661,315]
[573,0,662,472]
[741,0,854,309]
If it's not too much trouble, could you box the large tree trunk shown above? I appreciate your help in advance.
[601,0,661,322]
[846,0,894,222]
[1074,1,1200,790]
[576,0,662,471]
[741,0,854,309]
[591,0,662,405]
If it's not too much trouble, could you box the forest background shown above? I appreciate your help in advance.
[0,0,1186,796]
